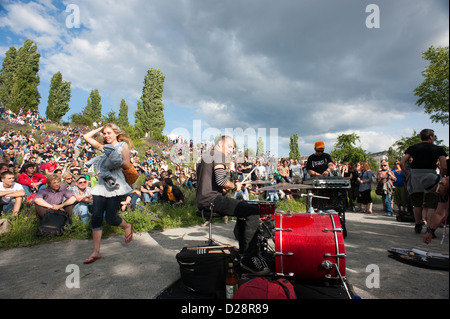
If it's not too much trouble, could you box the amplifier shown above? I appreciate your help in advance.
[304,176,351,189]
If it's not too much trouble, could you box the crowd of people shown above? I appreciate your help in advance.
[0,109,448,247]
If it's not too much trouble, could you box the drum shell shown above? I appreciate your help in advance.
[275,212,345,282]
[244,200,277,219]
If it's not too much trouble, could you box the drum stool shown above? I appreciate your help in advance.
[196,204,222,246]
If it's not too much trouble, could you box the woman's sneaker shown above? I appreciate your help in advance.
[240,256,270,275]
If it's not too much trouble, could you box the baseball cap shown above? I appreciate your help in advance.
[76,174,87,182]
[315,141,325,149]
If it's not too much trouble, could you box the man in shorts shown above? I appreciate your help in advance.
[401,129,447,234]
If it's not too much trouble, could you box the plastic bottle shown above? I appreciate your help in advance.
[225,262,238,299]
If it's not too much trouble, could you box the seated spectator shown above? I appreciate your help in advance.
[141,175,160,203]
[44,157,58,175]
[69,175,93,224]
[61,172,74,189]
[33,174,76,220]
[17,163,47,198]
[0,171,26,216]
[161,178,184,205]
[265,178,279,202]
[120,189,143,212]
[179,171,193,189]
[233,183,250,200]
[0,163,9,175]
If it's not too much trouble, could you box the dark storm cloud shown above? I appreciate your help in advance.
[2,0,447,151]
[133,0,448,140]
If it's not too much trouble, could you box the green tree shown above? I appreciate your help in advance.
[289,134,300,159]
[135,68,165,139]
[330,133,368,166]
[70,89,102,126]
[392,130,448,159]
[0,46,17,111]
[0,39,40,113]
[117,99,130,129]
[256,136,265,156]
[102,110,118,124]
[414,45,449,125]
[46,71,71,122]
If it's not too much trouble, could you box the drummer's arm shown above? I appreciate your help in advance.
[214,164,241,191]
[308,169,322,177]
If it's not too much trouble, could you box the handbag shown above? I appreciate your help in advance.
[122,165,139,185]
[375,181,384,195]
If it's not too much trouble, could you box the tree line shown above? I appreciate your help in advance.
[0,39,166,140]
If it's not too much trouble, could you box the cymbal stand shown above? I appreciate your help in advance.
[301,191,329,214]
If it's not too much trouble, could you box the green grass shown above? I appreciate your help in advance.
[1,188,382,249]
[0,188,203,248]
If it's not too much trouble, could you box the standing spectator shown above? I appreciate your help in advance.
[254,160,266,181]
[241,156,253,181]
[343,162,355,211]
[278,159,290,183]
[289,158,303,184]
[376,160,397,216]
[357,161,373,214]
[400,129,447,234]
[392,160,407,214]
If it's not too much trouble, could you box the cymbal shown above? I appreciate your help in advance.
[258,183,314,191]
[242,180,273,185]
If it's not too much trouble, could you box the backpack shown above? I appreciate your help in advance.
[37,210,70,237]
[234,277,296,299]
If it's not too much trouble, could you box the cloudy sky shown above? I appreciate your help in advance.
[1,0,448,157]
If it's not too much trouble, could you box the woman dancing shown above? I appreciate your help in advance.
[82,123,134,264]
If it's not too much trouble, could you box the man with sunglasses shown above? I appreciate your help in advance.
[305,141,333,179]
[69,175,93,224]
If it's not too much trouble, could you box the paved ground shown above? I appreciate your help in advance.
[0,204,448,299]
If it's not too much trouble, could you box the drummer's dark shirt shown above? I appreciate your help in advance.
[306,153,332,175]
[195,149,226,208]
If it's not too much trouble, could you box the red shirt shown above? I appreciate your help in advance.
[45,162,58,173]
[18,172,47,187]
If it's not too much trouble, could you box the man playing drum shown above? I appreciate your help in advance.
[196,136,269,275]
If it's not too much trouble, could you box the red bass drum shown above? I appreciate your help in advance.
[274,211,346,282]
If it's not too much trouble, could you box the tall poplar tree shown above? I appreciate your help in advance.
[0,47,17,111]
[0,39,40,113]
[289,134,300,159]
[70,89,102,126]
[46,71,71,122]
[117,99,130,129]
[135,68,165,139]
